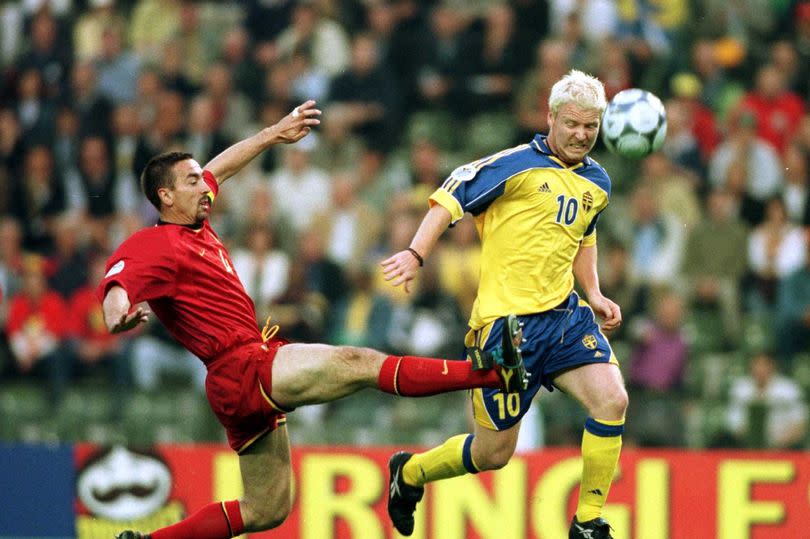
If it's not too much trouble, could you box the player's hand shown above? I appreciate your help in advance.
[271,100,322,144]
[380,250,421,294]
[589,294,622,331]
[109,307,150,334]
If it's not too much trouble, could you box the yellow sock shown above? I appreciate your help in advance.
[402,434,478,487]
[576,418,624,522]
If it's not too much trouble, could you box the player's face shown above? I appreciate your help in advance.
[166,159,212,224]
[547,102,601,165]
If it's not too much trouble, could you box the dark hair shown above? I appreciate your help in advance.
[140,151,193,210]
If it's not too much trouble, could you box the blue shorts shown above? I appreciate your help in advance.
[468,292,618,431]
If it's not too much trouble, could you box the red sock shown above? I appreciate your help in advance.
[377,355,501,396]
[151,500,244,539]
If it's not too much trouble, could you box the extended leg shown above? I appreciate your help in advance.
[554,362,627,539]
[115,426,292,539]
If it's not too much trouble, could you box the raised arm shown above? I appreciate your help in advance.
[381,204,453,293]
[204,100,321,184]
[573,243,622,331]
[102,285,150,334]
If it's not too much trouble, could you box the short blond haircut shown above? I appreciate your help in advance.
[548,69,607,115]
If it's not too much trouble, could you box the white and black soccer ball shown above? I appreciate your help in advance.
[601,88,667,159]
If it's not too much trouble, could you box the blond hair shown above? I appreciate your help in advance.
[548,69,607,115]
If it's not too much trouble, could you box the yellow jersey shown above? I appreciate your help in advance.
[429,135,611,330]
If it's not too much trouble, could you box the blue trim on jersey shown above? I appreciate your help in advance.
[530,134,612,198]
[462,434,479,473]
[584,417,625,437]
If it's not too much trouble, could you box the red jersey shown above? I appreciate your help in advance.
[96,171,261,363]
[69,286,120,345]
[7,290,69,339]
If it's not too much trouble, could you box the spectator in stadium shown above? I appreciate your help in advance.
[275,0,350,77]
[52,105,80,175]
[11,145,65,253]
[627,182,686,292]
[66,60,112,140]
[72,0,126,61]
[14,9,71,99]
[774,235,810,364]
[382,70,624,539]
[638,153,701,233]
[72,136,116,221]
[201,62,253,143]
[47,214,90,299]
[14,68,56,146]
[746,197,806,313]
[629,291,688,394]
[626,290,688,447]
[94,24,142,105]
[310,173,383,273]
[735,63,805,155]
[683,189,749,344]
[413,4,471,116]
[326,32,402,151]
[6,254,70,403]
[726,352,807,449]
[708,110,783,226]
[0,108,25,211]
[230,224,290,316]
[109,103,145,216]
[327,265,394,351]
[220,27,264,104]
[689,38,743,119]
[0,217,25,312]
[458,4,521,114]
[128,0,181,64]
[268,133,330,234]
[183,94,231,165]
[67,252,130,389]
[781,141,810,225]
[667,72,721,169]
[106,101,525,539]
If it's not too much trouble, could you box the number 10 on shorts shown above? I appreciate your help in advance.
[492,392,520,419]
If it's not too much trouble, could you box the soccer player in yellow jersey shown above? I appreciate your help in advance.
[381,70,626,539]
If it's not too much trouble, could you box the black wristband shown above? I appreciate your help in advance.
[407,247,424,267]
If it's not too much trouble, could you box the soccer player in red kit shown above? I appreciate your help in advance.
[102,100,527,539]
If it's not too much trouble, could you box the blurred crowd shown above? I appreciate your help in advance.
[0,0,809,450]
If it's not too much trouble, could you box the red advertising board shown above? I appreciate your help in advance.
[74,445,810,539]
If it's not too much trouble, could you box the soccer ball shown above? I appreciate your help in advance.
[601,88,667,159]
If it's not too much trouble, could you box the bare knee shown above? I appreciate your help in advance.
[242,493,292,532]
[590,386,629,420]
[472,441,515,471]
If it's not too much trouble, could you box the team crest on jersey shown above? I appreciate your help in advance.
[582,334,598,350]
[450,164,478,182]
[105,260,125,278]
[582,191,593,213]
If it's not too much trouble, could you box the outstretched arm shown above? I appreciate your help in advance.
[381,204,452,293]
[204,100,321,184]
[573,243,622,331]
[102,285,150,334]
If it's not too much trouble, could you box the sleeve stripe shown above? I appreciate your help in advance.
[439,144,530,197]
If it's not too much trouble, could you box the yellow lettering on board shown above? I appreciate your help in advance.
[300,454,384,539]
[431,458,527,539]
[718,460,794,539]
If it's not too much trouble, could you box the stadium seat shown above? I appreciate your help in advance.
[791,354,810,394]
[684,309,726,354]
[464,112,518,158]
[406,110,459,151]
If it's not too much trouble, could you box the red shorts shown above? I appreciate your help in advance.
[205,338,290,453]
